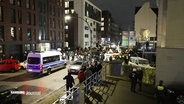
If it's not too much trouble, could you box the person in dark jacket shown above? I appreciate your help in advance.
[155,80,167,104]
[96,61,102,72]
[137,68,143,91]
[129,68,138,92]
[63,72,75,91]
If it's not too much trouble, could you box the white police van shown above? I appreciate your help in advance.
[26,50,66,75]
[129,56,151,67]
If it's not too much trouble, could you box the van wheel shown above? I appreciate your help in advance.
[10,68,15,73]
[47,69,51,75]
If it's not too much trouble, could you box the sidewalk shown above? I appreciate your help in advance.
[86,77,157,104]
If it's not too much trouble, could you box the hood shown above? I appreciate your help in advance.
[69,65,82,69]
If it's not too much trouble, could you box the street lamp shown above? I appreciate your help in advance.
[65,15,93,48]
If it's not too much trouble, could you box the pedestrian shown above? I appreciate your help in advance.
[63,72,75,92]
[137,67,143,91]
[109,56,112,61]
[96,61,102,72]
[85,66,93,80]
[88,63,96,74]
[84,66,93,93]
[129,68,138,92]
[78,66,86,83]
[155,80,167,104]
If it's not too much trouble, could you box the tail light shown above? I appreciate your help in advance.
[40,64,43,70]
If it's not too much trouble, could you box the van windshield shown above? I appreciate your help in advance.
[139,60,149,65]
[28,57,40,64]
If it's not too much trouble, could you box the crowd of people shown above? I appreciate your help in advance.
[63,60,102,93]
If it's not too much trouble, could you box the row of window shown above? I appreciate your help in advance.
[49,30,63,41]
[50,0,63,7]
[0,25,63,42]
[0,26,34,41]
[7,0,36,10]
[1,0,63,10]
[43,55,60,64]
[49,4,63,17]
[85,2,101,22]
[0,6,36,25]
[0,7,63,29]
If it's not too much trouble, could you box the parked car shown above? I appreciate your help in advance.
[166,84,184,104]
[19,60,27,69]
[0,59,21,72]
[128,56,152,68]
[68,60,86,74]
[0,85,22,104]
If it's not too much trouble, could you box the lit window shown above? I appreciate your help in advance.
[65,10,69,14]
[101,18,104,21]
[39,30,41,40]
[0,45,3,54]
[26,0,30,9]
[10,27,16,41]
[101,27,104,31]
[18,27,22,41]
[86,11,89,17]
[17,0,21,7]
[71,9,74,14]
[101,22,104,26]
[60,0,63,6]
[65,25,68,29]
[0,6,2,22]
[25,44,31,51]
[65,2,69,8]
[27,28,31,41]
[9,0,15,5]
[0,25,4,41]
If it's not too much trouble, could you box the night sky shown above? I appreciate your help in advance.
[89,0,157,30]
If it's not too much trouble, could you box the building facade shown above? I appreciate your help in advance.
[135,1,158,42]
[65,0,101,48]
[101,10,122,47]
[156,0,184,85]
[0,0,65,61]
[134,1,158,51]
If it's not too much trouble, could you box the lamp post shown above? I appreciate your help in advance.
[65,15,93,48]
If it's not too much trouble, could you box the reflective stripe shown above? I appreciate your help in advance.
[126,56,128,59]
[157,86,164,91]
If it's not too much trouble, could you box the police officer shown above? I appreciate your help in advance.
[137,68,143,91]
[155,80,167,104]
[129,68,137,92]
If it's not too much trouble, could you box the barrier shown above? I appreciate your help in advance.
[53,70,102,104]
[83,70,102,95]
[53,87,79,104]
